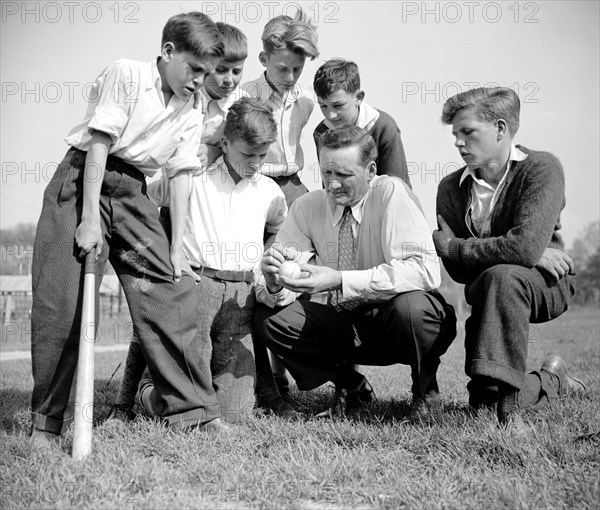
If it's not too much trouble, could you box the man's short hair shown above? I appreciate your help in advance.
[162,12,223,58]
[224,97,277,146]
[261,8,319,59]
[317,126,378,167]
[313,58,360,99]
[216,22,248,62]
[441,87,521,135]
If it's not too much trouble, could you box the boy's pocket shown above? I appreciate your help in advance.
[57,149,86,206]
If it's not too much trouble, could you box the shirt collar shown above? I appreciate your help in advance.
[459,144,528,187]
[200,85,242,114]
[211,155,253,188]
[331,176,378,226]
[256,72,300,103]
[149,58,162,92]
[151,58,193,110]
[355,101,379,130]
[324,101,379,131]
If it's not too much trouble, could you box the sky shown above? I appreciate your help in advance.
[1,0,599,248]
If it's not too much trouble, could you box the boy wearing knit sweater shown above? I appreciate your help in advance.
[433,87,585,433]
[312,58,410,186]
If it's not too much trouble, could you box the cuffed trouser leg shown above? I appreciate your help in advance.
[465,264,574,395]
[31,151,101,434]
[31,149,220,434]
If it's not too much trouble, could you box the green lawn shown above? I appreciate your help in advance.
[1,305,599,509]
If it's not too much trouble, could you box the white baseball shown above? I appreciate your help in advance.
[279,260,302,279]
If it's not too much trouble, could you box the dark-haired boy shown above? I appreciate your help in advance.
[30,12,225,449]
[313,58,411,186]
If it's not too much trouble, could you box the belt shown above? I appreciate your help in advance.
[194,266,254,284]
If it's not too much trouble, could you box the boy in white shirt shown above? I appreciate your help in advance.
[30,12,226,449]
[112,97,294,423]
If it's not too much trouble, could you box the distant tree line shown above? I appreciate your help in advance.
[568,220,600,305]
[1,223,35,275]
[1,220,599,306]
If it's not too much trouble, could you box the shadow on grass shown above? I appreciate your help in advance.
[287,385,429,423]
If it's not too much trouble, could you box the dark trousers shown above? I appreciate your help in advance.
[253,291,456,398]
[31,148,220,434]
[464,264,575,396]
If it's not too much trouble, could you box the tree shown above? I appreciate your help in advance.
[1,222,37,275]
[568,220,600,305]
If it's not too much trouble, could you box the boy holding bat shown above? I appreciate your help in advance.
[30,12,227,449]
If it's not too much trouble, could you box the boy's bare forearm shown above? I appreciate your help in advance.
[168,171,191,251]
[75,130,111,255]
[81,131,111,222]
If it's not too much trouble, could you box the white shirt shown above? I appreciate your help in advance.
[460,145,528,237]
[323,101,380,132]
[65,58,203,179]
[198,86,249,146]
[241,73,313,177]
[148,156,287,274]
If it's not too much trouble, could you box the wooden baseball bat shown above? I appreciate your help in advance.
[72,251,97,460]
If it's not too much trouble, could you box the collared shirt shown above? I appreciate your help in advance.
[331,193,369,238]
[195,85,250,169]
[148,156,287,274]
[323,101,380,132]
[65,58,203,179]
[256,175,440,308]
[199,85,249,146]
[459,145,528,237]
[241,73,313,177]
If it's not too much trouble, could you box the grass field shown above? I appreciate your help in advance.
[1,305,599,509]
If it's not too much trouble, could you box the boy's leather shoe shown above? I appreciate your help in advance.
[403,391,441,424]
[257,395,304,420]
[318,378,375,418]
[497,411,531,438]
[197,418,233,434]
[349,378,375,406]
[105,403,135,424]
[29,429,60,452]
[135,372,154,416]
[541,353,587,396]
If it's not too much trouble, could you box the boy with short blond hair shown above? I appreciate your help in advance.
[313,58,411,186]
[241,9,319,397]
[241,8,319,206]
[30,12,227,449]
